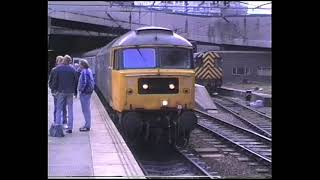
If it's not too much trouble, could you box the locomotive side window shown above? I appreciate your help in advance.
[159,48,192,69]
[105,51,110,68]
[123,48,156,69]
[113,50,120,70]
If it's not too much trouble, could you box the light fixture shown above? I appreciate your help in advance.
[142,84,149,89]
[169,84,175,89]
[162,100,168,106]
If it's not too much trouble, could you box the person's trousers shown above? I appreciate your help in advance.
[56,93,73,130]
[80,93,92,129]
[53,95,67,124]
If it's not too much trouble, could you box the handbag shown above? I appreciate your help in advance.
[49,124,65,137]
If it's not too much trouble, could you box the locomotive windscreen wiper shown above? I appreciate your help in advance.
[136,48,147,62]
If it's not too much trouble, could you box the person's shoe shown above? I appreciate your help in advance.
[66,130,72,134]
[79,127,90,132]
[63,124,68,129]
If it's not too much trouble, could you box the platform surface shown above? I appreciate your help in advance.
[221,81,271,96]
[48,90,145,178]
[195,84,217,112]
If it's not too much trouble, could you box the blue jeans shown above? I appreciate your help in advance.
[56,93,73,130]
[80,93,92,129]
[53,95,67,124]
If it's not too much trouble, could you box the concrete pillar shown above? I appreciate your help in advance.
[48,16,51,45]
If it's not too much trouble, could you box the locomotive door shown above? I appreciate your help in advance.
[107,51,113,103]
[104,51,113,106]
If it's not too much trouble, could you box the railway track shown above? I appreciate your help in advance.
[212,95,272,138]
[133,145,221,178]
[97,91,218,178]
[194,109,272,167]
[97,88,271,179]
[189,128,271,177]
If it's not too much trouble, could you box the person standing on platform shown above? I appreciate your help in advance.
[51,56,78,135]
[73,63,81,98]
[78,59,95,132]
[49,56,67,125]
[65,55,80,99]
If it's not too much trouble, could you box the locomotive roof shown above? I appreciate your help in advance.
[83,27,193,57]
[110,26,192,47]
[82,48,102,57]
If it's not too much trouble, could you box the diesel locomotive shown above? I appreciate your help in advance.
[82,26,198,146]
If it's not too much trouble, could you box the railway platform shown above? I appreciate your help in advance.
[221,82,271,95]
[195,84,218,113]
[48,90,145,178]
[218,82,271,107]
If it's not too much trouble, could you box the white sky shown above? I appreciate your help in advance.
[245,1,271,14]
[48,1,272,15]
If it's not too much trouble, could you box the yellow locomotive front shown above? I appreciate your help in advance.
[111,46,195,112]
[105,27,198,146]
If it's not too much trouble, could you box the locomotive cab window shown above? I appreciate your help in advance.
[159,48,192,69]
[122,48,156,69]
[118,47,193,69]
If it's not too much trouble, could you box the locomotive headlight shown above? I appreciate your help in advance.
[169,84,175,90]
[142,84,149,89]
[162,100,168,106]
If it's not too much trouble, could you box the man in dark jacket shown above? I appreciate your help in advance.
[50,56,78,134]
[65,55,80,98]
[49,56,67,124]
